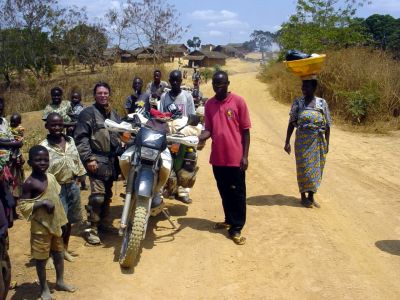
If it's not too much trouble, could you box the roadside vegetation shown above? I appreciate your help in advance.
[257,0,400,131]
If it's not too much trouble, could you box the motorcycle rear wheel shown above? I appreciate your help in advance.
[119,204,148,268]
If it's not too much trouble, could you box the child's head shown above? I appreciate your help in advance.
[50,87,63,105]
[70,91,81,105]
[28,145,49,174]
[10,113,21,128]
[45,112,64,137]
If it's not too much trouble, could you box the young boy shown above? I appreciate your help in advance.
[40,112,86,262]
[20,145,76,300]
[9,113,25,216]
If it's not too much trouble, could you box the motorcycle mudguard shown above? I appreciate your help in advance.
[134,165,156,199]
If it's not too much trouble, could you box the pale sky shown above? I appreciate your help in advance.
[59,0,400,47]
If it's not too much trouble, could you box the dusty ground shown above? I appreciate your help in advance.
[7,60,400,299]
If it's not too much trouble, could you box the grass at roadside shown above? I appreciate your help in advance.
[259,48,400,132]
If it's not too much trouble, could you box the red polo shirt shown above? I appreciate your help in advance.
[204,92,251,167]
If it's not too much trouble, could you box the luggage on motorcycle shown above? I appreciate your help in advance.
[182,147,197,172]
[145,118,169,134]
[173,145,186,171]
[177,167,199,188]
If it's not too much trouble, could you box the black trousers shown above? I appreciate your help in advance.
[212,166,246,235]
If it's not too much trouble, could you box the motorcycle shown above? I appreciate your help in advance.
[105,115,200,268]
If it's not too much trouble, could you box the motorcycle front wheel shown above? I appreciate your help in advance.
[119,202,148,268]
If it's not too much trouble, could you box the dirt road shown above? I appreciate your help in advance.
[8,61,400,299]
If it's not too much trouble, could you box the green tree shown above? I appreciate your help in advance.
[65,24,108,72]
[187,36,201,50]
[0,28,22,87]
[365,14,400,50]
[250,30,276,60]
[0,0,63,81]
[51,6,88,73]
[277,0,369,54]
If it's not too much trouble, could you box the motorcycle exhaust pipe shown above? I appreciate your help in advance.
[119,166,136,236]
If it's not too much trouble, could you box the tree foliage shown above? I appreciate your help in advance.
[187,36,201,50]
[277,0,369,54]
[250,30,276,59]
[65,24,108,72]
[364,14,400,51]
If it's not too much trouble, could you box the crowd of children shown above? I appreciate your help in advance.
[0,69,205,299]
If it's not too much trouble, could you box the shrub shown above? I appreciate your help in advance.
[259,47,400,129]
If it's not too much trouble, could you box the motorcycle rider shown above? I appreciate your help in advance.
[74,82,122,245]
[159,70,196,204]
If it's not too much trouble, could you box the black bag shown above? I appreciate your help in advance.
[285,50,311,61]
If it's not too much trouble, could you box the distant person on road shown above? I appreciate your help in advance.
[125,77,150,115]
[199,71,251,245]
[192,68,201,84]
[284,78,331,208]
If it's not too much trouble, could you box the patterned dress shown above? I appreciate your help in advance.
[0,118,14,172]
[42,100,72,122]
[10,125,25,198]
[289,97,332,193]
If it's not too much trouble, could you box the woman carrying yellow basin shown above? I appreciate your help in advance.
[283,53,331,208]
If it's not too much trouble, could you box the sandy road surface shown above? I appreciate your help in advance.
[8,61,400,299]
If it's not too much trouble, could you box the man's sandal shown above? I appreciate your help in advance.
[230,233,246,245]
[213,222,231,230]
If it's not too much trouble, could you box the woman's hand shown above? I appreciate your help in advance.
[284,142,291,155]
[86,160,98,174]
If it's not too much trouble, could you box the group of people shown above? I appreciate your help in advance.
[0,66,331,299]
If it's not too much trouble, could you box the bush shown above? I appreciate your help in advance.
[259,47,400,129]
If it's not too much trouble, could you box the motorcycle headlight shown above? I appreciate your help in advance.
[140,146,159,161]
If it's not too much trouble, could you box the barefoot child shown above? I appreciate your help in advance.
[40,112,86,262]
[20,145,76,300]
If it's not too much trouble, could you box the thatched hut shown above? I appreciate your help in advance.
[184,50,227,67]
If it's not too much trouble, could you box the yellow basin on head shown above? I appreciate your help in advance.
[284,54,326,77]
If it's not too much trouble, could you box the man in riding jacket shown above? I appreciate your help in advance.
[74,82,122,245]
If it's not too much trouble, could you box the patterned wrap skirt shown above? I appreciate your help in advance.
[294,109,327,193]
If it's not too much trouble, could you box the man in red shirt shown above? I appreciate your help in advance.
[199,71,251,245]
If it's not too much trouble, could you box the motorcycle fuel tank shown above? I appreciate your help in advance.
[136,127,167,150]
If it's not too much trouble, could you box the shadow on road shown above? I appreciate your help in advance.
[105,202,188,273]
[177,217,228,238]
[11,282,41,300]
[375,240,400,256]
[247,194,302,207]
